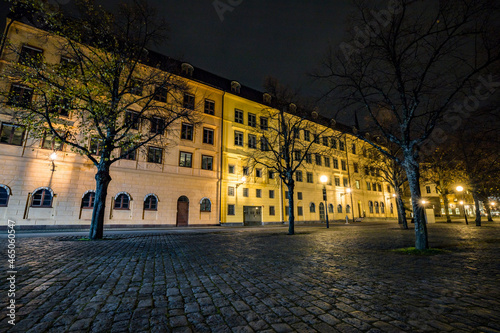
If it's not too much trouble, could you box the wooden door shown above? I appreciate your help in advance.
[176,196,189,226]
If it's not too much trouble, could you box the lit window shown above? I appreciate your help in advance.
[31,188,53,208]
[114,193,130,210]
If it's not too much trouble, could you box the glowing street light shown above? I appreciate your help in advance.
[320,175,329,228]
[49,152,57,171]
[456,186,468,225]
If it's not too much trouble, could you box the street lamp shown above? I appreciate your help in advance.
[49,152,57,171]
[456,186,468,225]
[320,175,329,228]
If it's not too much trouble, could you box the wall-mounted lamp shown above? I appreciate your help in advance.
[49,152,57,171]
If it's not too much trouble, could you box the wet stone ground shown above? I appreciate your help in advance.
[1,221,500,332]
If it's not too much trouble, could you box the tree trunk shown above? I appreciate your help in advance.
[472,192,481,226]
[442,190,452,223]
[89,165,112,240]
[286,179,295,235]
[396,194,408,229]
[403,156,428,250]
[485,204,493,222]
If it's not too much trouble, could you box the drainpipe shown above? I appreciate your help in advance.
[345,135,355,221]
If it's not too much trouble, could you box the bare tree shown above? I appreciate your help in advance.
[318,0,500,249]
[1,0,197,239]
[246,78,338,235]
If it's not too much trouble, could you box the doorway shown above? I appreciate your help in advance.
[176,196,189,226]
[243,206,262,226]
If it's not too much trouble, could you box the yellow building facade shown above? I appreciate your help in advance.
[0,20,397,228]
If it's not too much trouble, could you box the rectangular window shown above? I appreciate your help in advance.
[148,147,163,164]
[150,117,165,134]
[228,165,235,174]
[260,137,269,151]
[324,157,330,167]
[335,177,341,187]
[333,158,339,169]
[19,45,43,67]
[305,153,312,164]
[339,140,345,151]
[303,130,310,141]
[269,171,275,179]
[297,206,303,216]
[7,85,33,108]
[314,134,320,144]
[296,171,303,182]
[243,188,249,197]
[129,78,143,96]
[306,172,313,183]
[285,191,289,200]
[125,110,140,130]
[248,113,257,127]
[378,184,382,192]
[183,93,195,110]
[294,150,301,161]
[121,146,136,160]
[203,128,214,144]
[179,151,192,167]
[181,123,193,140]
[426,186,431,194]
[235,109,243,124]
[256,189,262,198]
[343,178,348,187]
[243,167,249,176]
[260,117,268,130]
[204,99,215,115]
[373,183,377,191]
[366,182,371,191]
[365,166,370,175]
[285,206,289,216]
[322,136,329,146]
[355,180,360,189]
[353,163,359,173]
[269,206,275,216]
[228,186,235,196]
[153,86,168,102]
[234,131,243,146]
[41,131,63,151]
[228,204,235,215]
[256,169,262,177]
[0,123,25,146]
[387,185,391,192]
[315,154,322,166]
[331,138,337,149]
[50,96,70,117]
[298,192,303,200]
[352,143,357,154]
[248,134,257,149]
[201,155,213,170]
[293,128,300,139]
[269,190,275,198]
[341,160,347,171]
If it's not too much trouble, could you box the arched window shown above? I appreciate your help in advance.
[328,203,334,213]
[114,193,130,210]
[380,202,385,214]
[31,188,53,208]
[369,201,374,213]
[82,191,95,209]
[144,194,158,211]
[309,202,315,213]
[375,201,379,213]
[346,205,351,213]
[390,202,394,214]
[200,198,211,212]
[337,204,342,213]
[0,185,10,207]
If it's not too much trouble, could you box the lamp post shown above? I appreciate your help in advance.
[320,175,329,228]
[456,186,468,225]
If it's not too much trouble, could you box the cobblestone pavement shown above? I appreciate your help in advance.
[1,221,500,332]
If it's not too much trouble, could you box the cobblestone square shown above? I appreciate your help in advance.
[1,221,500,332]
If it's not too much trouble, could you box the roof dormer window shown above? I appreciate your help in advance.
[263,93,271,104]
[231,81,241,94]
[181,63,194,77]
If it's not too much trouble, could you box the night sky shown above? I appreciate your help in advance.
[0,0,354,120]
